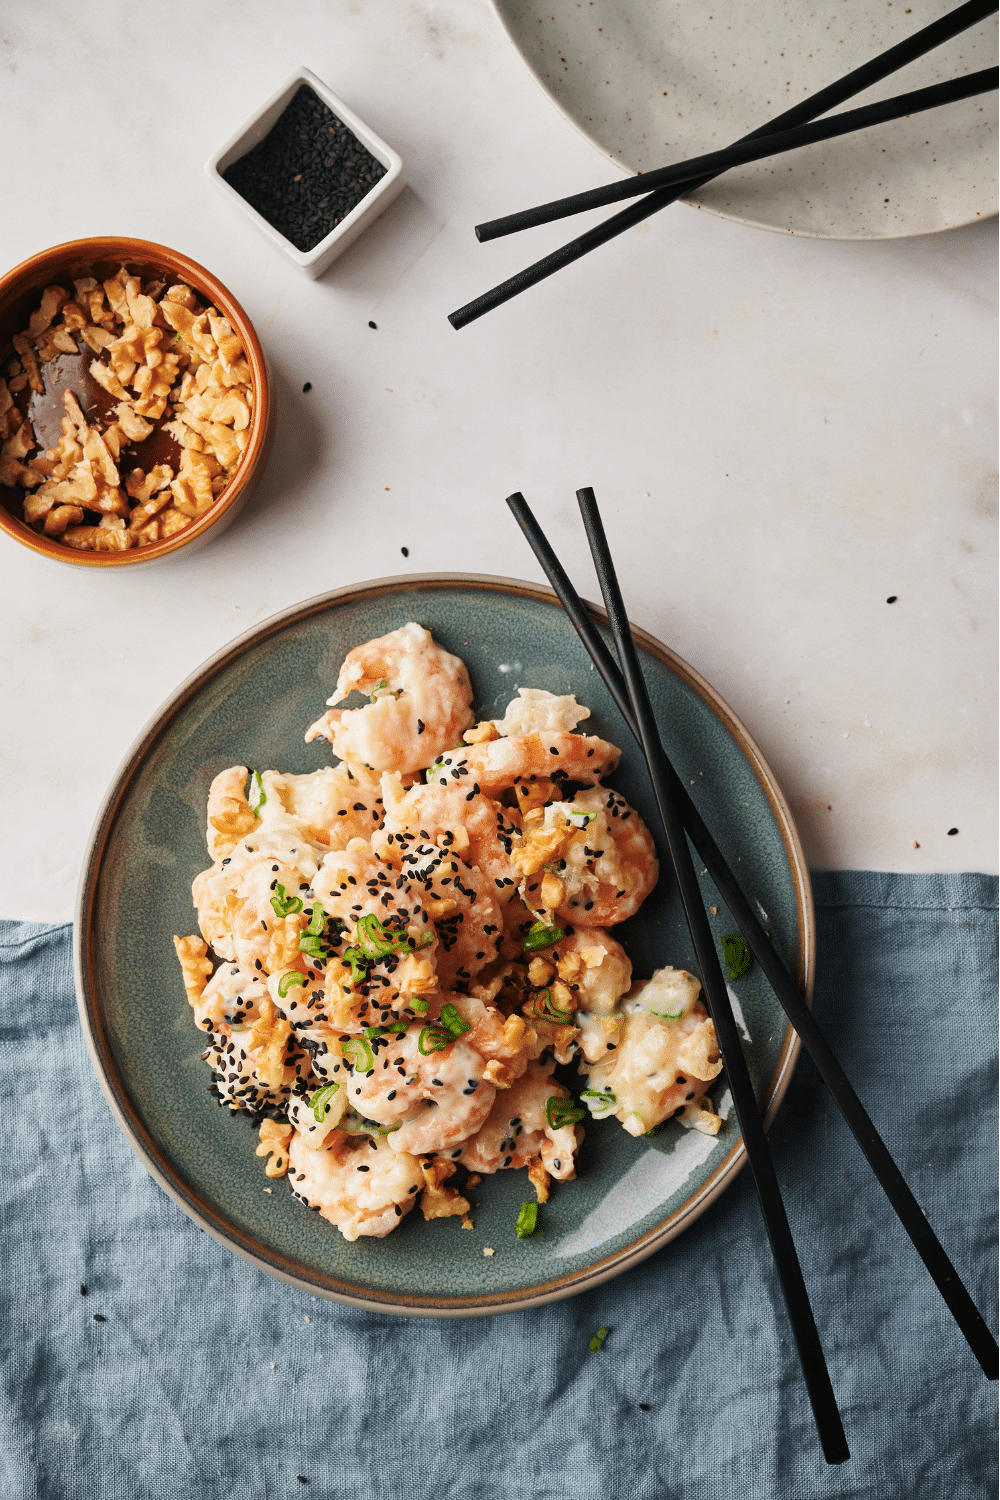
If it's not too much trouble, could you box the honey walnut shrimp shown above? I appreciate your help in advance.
[173,626,725,1242]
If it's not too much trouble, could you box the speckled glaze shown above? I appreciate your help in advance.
[75,575,814,1316]
[491,1,998,239]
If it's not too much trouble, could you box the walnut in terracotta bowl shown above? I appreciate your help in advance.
[0,237,272,567]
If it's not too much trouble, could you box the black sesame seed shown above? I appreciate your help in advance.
[401,547,409,557]
[222,85,387,252]
[93,1313,106,1322]
[302,382,312,393]
[80,1285,87,1296]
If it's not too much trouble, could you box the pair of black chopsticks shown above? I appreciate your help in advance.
[506,488,999,1463]
[450,1,998,329]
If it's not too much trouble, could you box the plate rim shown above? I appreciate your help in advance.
[488,0,998,242]
[74,571,814,1317]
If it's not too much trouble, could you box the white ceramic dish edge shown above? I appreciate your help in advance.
[487,0,998,241]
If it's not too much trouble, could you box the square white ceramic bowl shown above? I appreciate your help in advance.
[205,67,405,279]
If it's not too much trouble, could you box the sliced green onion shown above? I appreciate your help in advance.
[356,912,406,960]
[298,933,327,958]
[721,932,753,981]
[545,1096,586,1130]
[523,921,565,954]
[425,758,447,782]
[341,1037,374,1074]
[270,882,304,918]
[309,1083,340,1122]
[277,971,308,998]
[417,1025,452,1055]
[580,1089,617,1118]
[413,932,436,950]
[588,1326,610,1353]
[363,1022,407,1041]
[568,808,596,829]
[532,987,573,1025]
[230,1023,248,1033]
[247,770,266,815]
[438,1004,471,1039]
[515,1201,538,1238]
[409,997,430,1013]
[338,1111,397,1137]
[306,903,327,936]
[341,946,369,984]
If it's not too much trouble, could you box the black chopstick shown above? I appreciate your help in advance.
[477,69,997,241]
[506,490,1000,1384]
[572,487,849,1464]
[449,0,997,328]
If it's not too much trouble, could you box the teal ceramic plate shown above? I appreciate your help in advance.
[75,574,814,1317]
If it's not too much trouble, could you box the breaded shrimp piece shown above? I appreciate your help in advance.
[345,833,503,992]
[261,765,384,850]
[425,730,620,798]
[458,1058,581,1184]
[192,795,323,969]
[444,993,535,1085]
[193,958,269,1034]
[379,773,521,903]
[277,845,438,1035]
[516,787,658,926]
[581,968,723,1137]
[407,841,504,991]
[343,1020,496,1156]
[546,927,633,1015]
[310,837,503,1021]
[202,1016,312,1114]
[224,856,313,973]
[287,1129,424,1240]
[305,622,474,774]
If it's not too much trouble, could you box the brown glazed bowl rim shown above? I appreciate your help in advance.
[0,236,269,567]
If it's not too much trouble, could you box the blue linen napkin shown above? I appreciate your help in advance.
[2,872,996,1500]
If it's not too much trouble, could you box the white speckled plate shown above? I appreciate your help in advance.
[491,0,998,238]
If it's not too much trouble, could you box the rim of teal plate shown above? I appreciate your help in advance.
[74,572,814,1318]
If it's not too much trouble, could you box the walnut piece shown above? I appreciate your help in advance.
[3,265,253,552]
[256,1119,293,1177]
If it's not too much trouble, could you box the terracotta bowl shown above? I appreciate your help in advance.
[0,237,272,567]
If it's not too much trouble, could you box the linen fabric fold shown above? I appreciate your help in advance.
[1,871,996,1500]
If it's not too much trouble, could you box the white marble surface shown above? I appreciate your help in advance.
[1,0,996,923]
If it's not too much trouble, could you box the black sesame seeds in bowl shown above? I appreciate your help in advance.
[207,67,405,280]
[225,87,386,253]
